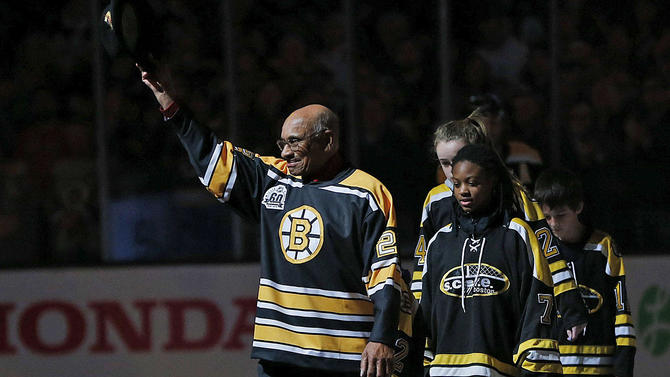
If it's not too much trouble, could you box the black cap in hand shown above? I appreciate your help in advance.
[100,0,160,71]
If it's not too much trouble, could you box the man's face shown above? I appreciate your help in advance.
[279,115,330,179]
[541,203,583,242]
[452,160,496,215]
[436,139,468,181]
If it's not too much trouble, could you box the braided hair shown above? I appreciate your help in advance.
[451,144,524,216]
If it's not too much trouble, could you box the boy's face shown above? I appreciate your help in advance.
[541,203,584,243]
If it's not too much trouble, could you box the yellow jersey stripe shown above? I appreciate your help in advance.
[258,155,289,173]
[548,260,569,273]
[339,170,396,224]
[615,313,634,325]
[519,359,562,374]
[431,353,518,376]
[562,365,614,375]
[559,345,615,354]
[520,190,544,221]
[616,337,636,347]
[509,219,552,287]
[258,285,373,315]
[514,338,558,362]
[554,280,578,296]
[367,264,401,290]
[207,142,235,197]
[254,324,367,353]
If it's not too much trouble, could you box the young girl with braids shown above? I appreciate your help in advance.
[421,144,562,376]
[412,114,546,301]
[411,115,588,374]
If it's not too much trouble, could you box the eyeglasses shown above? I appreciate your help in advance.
[276,130,324,151]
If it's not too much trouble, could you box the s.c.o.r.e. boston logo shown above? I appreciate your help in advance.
[440,263,510,298]
[279,205,324,264]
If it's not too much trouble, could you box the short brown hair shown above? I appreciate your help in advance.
[534,168,584,210]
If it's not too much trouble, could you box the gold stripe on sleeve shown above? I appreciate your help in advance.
[432,353,518,376]
[559,345,615,355]
[258,285,373,315]
[207,142,236,197]
[616,337,636,347]
[615,314,634,325]
[254,324,367,353]
[367,264,402,291]
[562,366,614,375]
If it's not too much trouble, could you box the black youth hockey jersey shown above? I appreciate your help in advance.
[411,182,587,333]
[552,229,636,377]
[421,209,562,376]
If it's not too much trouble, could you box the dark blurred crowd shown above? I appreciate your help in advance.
[1,0,669,266]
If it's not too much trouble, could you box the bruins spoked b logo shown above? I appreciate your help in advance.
[279,206,324,264]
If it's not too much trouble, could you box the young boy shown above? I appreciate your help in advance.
[534,168,635,377]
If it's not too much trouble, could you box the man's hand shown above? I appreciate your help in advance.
[360,341,394,377]
[566,322,587,342]
[136,63,174,109]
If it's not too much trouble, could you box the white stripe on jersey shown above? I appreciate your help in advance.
[552,270,573,285]
[430,365,509,377]
[507,220,539,281]
[411,281,422,292]
[255,317,371,338]
[221,158,238,202]
[560,355,614,366]
[260,278,369,300]
[370,257,399,272]
[523,349,560,362]
[367,278,402,296]
[267,169,304,187]
[253,341,362,361]
[584,243,604,252]
[256,301,374,322]
[199,141,223,186]
[362,258,399,284]
[421,189,453,224]
[615,325,636,337]
[319,185,379,212]
[425,224,454,252]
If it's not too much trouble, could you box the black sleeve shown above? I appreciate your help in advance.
[532,220,588,331]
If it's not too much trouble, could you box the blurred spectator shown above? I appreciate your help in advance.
[2,0,669,265]
[476,14,529,87]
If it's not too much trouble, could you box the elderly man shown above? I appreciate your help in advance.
[137,66,412,377]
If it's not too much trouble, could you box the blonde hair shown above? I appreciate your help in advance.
[432,111,493,150]
[434,107,531,200]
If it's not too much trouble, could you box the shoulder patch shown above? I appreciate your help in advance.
[262,185,288,210]
[233,146,256,159]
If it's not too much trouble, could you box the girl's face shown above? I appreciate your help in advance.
[452,160,497,215]
[435,139,468,181]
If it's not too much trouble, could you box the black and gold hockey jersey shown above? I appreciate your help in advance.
[421,208,562,376]
[551,229,636,377]
[168,110,417,373]
[411,182,587,333]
